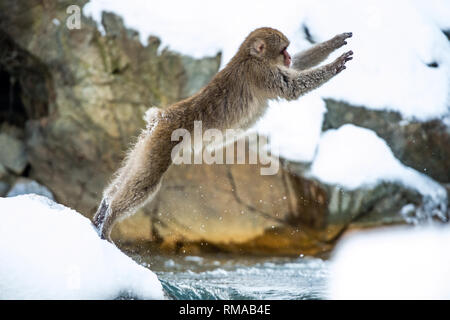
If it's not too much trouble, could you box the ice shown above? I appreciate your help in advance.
[329,225,450,299]
[0,194,164,299]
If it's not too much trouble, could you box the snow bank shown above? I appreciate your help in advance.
[301,0,450,120]
[310,125,440,191]
[328,225,450,299]
[309,125,447,219]
[254,93,326,162]
[0,195,164,300]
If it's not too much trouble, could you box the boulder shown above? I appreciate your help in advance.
[7,178,54,200]
[0,181,9,196]
[0,134,27,174]
[322,99,450,183]
[116,138,445,256]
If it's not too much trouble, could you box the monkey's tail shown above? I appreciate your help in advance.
[143,107,161,132]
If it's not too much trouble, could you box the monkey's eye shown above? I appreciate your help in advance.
[280,47,288,54]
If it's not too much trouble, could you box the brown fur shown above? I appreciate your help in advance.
[93,28,353,241]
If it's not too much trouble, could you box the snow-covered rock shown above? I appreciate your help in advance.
[0,195,164,299]
[309,125,448,222]
[322,100,450,183]
[329,225,450,299]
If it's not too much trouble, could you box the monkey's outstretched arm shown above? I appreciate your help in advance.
[279,50,353,101]
[292,32,352,71]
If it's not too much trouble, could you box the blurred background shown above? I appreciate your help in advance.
[0,0,449,299]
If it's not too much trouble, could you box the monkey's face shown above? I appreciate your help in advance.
[247,27,291,67]
[279,46,292,67]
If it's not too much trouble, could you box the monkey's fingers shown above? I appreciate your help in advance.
[332,32,353,48]
[343,32,353,39]
[336,65,346,73]
[337,50,353,61]
[335,50,353,73]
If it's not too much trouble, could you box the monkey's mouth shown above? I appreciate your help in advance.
[282,48,291,67]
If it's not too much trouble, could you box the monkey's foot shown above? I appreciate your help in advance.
[99,230,113,243]
[333,50,353,73]
[93,198,109,229]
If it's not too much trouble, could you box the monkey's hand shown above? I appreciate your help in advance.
[292,32,353,71]
[329,50,353,74]
[279,50,353,100]
[329,32,353,50]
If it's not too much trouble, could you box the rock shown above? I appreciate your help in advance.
[0,181,9,196]
[181,53,222,97]
[0,163,7,179]
[323,99,450,183]
[443,29,450,41]
[7,178,54,200]
[0,123,24,140]
[115,138,441,256]
[117,154,335,256]
[0,133,27,174]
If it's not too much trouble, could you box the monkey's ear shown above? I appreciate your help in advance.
[250,39,266,56]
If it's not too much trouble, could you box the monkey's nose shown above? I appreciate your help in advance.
[283,49,291,67]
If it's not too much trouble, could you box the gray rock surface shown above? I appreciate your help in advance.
[7,178,54,200]
[0,134,27,174]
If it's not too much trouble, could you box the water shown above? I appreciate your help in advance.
[133,254,330,300]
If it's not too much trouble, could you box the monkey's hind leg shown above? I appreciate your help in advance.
[98,179,162,242]
[93,128,170,242]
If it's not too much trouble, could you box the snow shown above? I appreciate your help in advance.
[311,125,437,191]
[328,225,450,299]
[309,125,447,219]
[412,0,450,30]
[253,93,326,162]
[0,195,164,300]
[300,0,450,121]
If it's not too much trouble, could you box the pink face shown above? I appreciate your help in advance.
[282,48,291,67]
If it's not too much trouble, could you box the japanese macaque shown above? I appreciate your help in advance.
[93,27,353,241]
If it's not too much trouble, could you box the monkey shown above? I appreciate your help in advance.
[93,27,353,242]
